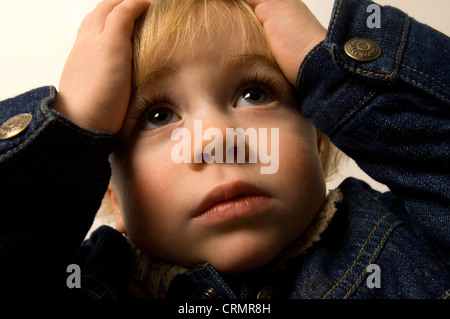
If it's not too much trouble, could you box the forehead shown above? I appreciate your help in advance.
[141,43,277,98]
[137,31,274,94]
[142,53,280,91]
[133,0,274,92]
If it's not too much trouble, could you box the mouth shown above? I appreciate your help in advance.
[193,181,272,223]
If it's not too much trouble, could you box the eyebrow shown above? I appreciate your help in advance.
[141,54,279,86]
[221,54,280,72]
[140,65,178,87]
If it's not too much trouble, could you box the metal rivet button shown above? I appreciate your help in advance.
[200,287,217,299]
[257,285,276,299]
[0,113,33,140]
[344,38,382,62]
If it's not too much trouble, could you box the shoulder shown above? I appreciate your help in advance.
[289,177,450,298]
[69,226,132,299]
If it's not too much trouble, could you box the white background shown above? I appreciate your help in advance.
[1,0,449,192]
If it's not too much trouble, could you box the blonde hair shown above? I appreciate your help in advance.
[132,0,271,94]
[317,131,342,181]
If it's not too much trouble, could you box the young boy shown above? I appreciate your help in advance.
[0,0,448,299]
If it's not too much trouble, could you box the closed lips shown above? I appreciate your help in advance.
[194,181,272,222]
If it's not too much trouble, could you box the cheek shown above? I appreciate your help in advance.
[133,154,174,199]
[279,127,322,177]
[275,119,326,215]
[130,145,172,206]
[115,143,182,246]
[275,113,322,173]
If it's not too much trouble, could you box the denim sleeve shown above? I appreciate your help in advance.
[0,86,116,297]
[296,0,449,260]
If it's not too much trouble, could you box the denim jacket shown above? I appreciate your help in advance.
[0,0,449,299]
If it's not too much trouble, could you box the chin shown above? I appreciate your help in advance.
[205,238,284,274]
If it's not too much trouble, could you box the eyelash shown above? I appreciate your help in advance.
[132,93,175,122]
[132,72,285,122]
[235,71,285,104]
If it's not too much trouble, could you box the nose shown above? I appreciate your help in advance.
[188,118,253,168]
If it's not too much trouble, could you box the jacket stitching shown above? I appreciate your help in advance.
[185,263,236,298]
[185,262,210,275]
[81,274,117,299]
[327,0,343,42]
[327,0,408,80]
[401,64,450,90]
[328,91,375,135]
[0,86,114,161]
[343,220,402,299]
[0,123,41,161]
[40,87,116,139]
[335,16,409,79]
[0,87,55,160]
[322,212,393,299]
[399,74,450,103]
[297,42,325,85]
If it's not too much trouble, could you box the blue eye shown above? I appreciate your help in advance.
[143,106,181,130]
[235,87,274,108]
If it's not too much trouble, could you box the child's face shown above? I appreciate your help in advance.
[110,27,326,273]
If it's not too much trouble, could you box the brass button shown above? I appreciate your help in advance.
[344,38,382,62]
[257,285,276,299]
[200,287,217,299]
[0,113,33,140]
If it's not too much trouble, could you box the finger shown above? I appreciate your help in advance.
[103,0,151,39]
[243,0,277,24]
[79,0,125,33]
[243,0,265,8]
